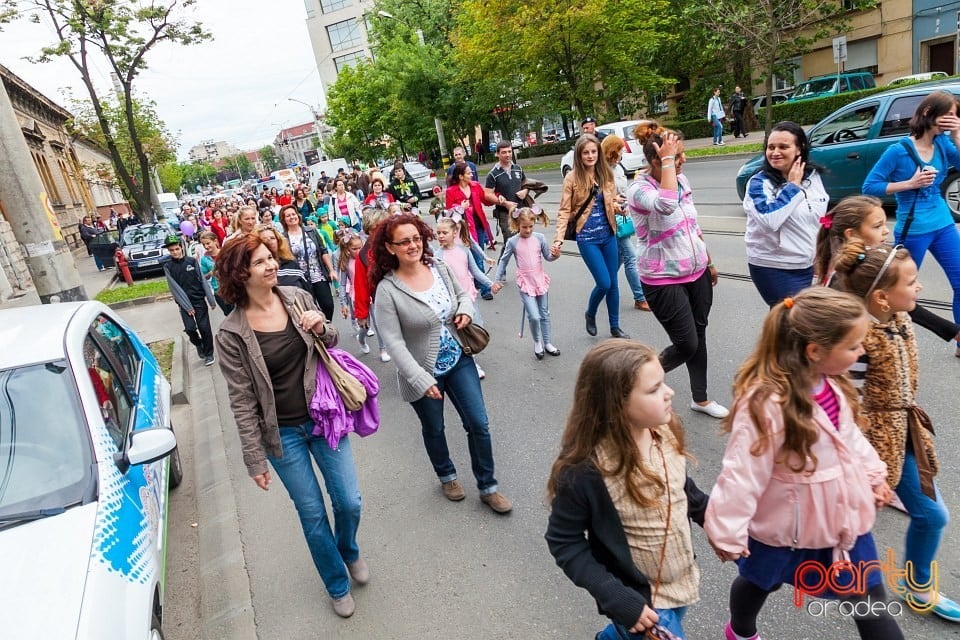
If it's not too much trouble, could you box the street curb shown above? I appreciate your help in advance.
[191,356,257,640]
[171,334,189,406]
[107,292,173,310]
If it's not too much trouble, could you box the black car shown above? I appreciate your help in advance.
[117,223,178,279]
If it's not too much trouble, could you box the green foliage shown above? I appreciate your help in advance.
[157,162,184,193]
[758,86,889,126]
[516,140,576,159]
[259,145,280,173]
[95,278,169,304]
[180,162,217,193]
[667,118,715,140]
[10,0,209,215]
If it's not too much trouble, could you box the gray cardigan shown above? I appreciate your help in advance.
[215,286,338,477]
[373,260,474,402]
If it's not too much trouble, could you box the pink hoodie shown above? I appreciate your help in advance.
[705,378,887,560]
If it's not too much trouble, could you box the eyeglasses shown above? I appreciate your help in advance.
[387,235,422,247]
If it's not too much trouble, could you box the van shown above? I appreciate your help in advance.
[270,168,297,188]
[787,72,876,102]
[156,192,181,221]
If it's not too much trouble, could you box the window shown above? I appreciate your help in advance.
[334,51,365,74]
[327,19,361,52]
[809,103,879,146]
[83,335,132,451]
[33,153,62,204]
[90,315,140,385]
[880,95,925,138]
[320,0,351,13]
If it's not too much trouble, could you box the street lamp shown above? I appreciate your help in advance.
[375,11,450,170]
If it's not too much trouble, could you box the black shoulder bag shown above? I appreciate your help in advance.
[563,184,599,241]
[898,138,944,240]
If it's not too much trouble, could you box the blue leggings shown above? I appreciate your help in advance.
[579,234,621,330]
[898,223,960,342]
[896,449,949,586]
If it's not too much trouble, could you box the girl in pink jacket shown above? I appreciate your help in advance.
[705,287,902,640]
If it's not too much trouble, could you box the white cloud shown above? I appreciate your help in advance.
[0,0,327,161]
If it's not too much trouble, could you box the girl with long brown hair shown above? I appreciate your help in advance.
[704,287,900,640]
[546,340,707,639]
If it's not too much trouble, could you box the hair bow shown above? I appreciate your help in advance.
[444,206,464,223]
[819,214,833,229]
[511,208,522,219]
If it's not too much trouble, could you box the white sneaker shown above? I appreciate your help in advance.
[358,340,370,355]
[690,400,729,419]
[366,327,376,337]
[476,365,486,380]
[379,350,391,362]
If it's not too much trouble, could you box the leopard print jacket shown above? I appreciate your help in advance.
[850,312,938,489]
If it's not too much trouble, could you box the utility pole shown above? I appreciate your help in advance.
[0,80,87,303]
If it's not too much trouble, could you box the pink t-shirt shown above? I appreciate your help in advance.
[513,235,550,296]
[440,245,478,301]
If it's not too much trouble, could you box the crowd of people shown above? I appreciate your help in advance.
[154,94,960,636]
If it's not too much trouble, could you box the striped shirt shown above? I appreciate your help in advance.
[813,378,840,429]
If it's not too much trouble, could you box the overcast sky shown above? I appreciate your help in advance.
[0,0,327,161]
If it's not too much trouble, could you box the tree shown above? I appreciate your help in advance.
[684,0,875,134]
[157,161,183,194]
[69,94,177,195]
[455,0,675,123]
[9,0,208,215]
[259,145,280,173]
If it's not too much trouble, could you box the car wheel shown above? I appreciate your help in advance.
[561,165,571,178]
[150,614,165,640]
[168,444,183,489]
[942,171,960,223]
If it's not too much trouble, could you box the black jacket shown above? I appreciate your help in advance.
[545,460,708,628]
[388,176,421,204]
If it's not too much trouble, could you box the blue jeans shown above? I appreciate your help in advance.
[520,291,551,345]
[896,449,949,586]
[617,234,645,302]
[579,234,622,330]
[267,423,362,599]
[898,223,960,340]
[711,116,723,144]
[597,606,687,639]
[409,355,498,494]
[748,263,814,307]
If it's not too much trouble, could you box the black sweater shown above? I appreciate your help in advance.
[545,460,708,628]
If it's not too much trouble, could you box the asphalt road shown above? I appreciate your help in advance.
[161,157,959,639]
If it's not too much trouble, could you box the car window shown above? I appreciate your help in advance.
[91,315,140,386]
[880,95,925,138]
[809,103,879,146]
[83,335,132,451]
[849,76,864,91]
[794,78,836,99]
[121,225,167,245]
[0,361,93,520]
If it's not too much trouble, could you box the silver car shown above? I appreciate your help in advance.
[382,161,438,196]
[560,119,652,178]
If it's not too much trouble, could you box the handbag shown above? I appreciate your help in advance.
[615,213,636,239]
[563,184,598,241]
[292,297,367,411]
[457,322,490,355]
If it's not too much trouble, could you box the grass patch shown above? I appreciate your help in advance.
[522,160,562,172]
[95,279,169,305]
[686,143,763,159]
[148,339,175,379]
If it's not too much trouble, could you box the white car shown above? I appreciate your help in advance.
[380,161,438,196]
[0,301,181,638]
[560,119,653,178]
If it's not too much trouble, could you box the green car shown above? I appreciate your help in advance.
[736,80,960,223]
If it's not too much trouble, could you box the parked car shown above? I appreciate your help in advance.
[0,301,181,638]
[560,119,653,178]
[887,72,949,87]
[787,72,876,102]
[736,80,960,223]
[117,223,177,279]
[751,91,793,111]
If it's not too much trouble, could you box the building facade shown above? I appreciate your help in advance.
[274,121,333,167]
[304,0,374,96]
[913,1,960,76]
[188,139,240,163]
[0,63,128,294]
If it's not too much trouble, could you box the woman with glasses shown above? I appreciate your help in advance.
[369,213,512,514]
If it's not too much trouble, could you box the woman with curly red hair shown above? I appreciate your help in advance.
[369,214,512,513]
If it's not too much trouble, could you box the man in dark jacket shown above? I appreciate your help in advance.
[163,234,217,365]
[729,86,749,138]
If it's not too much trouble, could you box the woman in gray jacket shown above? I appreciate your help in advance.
[214,233,366,618]
[370,214,512,514]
